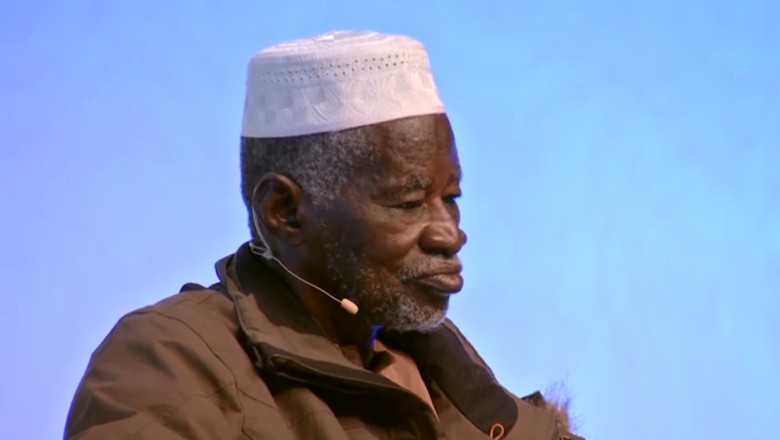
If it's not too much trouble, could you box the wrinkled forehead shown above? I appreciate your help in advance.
[370,114,457,163]
[356,114,461,187]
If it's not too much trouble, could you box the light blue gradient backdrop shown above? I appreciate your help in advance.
[1,1,778,439]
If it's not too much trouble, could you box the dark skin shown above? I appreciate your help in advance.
[252,113,467,348]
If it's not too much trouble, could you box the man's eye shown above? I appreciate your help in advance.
[444,193,462,204]
[394,200,423,210]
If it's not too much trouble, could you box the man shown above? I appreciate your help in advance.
[66,31,581,439]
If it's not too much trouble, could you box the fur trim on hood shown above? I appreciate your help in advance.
[522,385,583,439]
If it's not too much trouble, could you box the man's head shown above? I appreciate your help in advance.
[239,31,466,332]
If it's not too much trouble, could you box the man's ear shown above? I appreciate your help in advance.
[251,173,305,247]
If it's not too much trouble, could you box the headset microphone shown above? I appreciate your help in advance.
[250,209,359,315]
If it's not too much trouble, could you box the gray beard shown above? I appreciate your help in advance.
[321,231,449,333]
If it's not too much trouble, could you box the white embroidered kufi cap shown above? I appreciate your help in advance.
[242,30,446,138]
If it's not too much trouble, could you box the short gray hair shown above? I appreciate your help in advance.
[240,127,379,237]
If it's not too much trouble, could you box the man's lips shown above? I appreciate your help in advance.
[412,271,464,294]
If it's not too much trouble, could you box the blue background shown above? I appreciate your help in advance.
[1,1,778,439]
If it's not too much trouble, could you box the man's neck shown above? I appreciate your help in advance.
[294,283,374,348]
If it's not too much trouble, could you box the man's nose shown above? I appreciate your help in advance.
[419,216,467,258]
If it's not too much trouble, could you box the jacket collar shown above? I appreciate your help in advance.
[216,242,519,435]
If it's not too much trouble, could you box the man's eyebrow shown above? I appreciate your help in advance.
[383,175,432,195]
[402,175,432,191]
[382,168,462,196]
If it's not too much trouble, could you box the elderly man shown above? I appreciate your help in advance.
[66,31,581,440]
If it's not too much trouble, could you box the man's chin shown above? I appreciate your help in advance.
[377,306,448,334]
[355,286,449,332]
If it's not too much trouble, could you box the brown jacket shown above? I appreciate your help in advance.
[66,244,582,439]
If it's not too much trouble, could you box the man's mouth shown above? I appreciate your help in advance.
[412,271,463,294]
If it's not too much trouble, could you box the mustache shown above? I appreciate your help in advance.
[397,256,462,281]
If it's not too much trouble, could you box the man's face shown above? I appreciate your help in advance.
[308,114,466,332]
